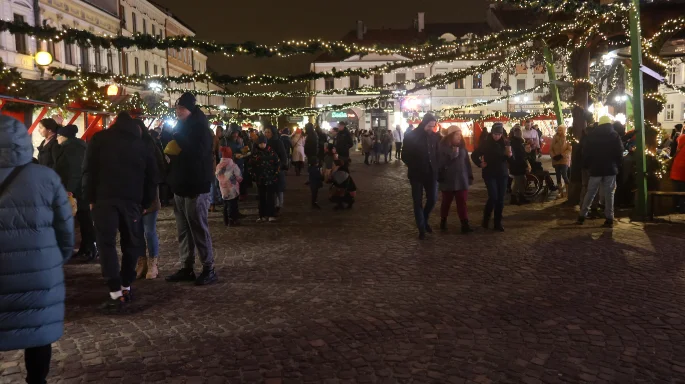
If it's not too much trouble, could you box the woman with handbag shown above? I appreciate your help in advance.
[549,125,572,199]
[438,126,473,233]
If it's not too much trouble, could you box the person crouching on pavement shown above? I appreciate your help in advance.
[330,159,356,210]
[248,135,281,223]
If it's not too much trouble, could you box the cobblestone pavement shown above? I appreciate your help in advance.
[4,153,685,384]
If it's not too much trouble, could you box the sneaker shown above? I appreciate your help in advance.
[425,224,433,234]
[99,296,126,313]
[122,288,133,303]
[602,219,614,228]
[256,217,266,223]
[165,268,197,283]
[195,268,218,286]
[268,217,278,223]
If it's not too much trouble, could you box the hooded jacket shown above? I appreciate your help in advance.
[582,123,624,177]
[266,125,288,170]
[0,115,74,351]
[216,157,243,200]
[54,137,87,199]
[166,107,215,197]
[82,113,157,208]
[401,125,439,182]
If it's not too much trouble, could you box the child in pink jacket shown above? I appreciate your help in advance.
[216,146,243,226]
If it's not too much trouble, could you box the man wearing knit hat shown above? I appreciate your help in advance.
[165,92,218,286]
[576,115,624,228]
[401,113,440,239]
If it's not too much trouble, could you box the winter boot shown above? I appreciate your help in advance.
[461,219,474,234]
[146,257,159,279]
[602,219,614,228]
[440,218,447,231]
[510,195,519,205]
[195,267,218,286]
[494,222,505,232]
[136,256,148,279]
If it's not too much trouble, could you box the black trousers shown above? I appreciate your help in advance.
[222,197,239,223]
[257,184,276,218]
[76,200,96,251]
[25,344,51,384]
[92,201,145,292]
[395,142,403,158]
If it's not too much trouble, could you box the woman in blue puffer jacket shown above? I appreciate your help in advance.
[0,115,74,384]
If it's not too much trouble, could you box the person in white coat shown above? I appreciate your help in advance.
[290,128,306,176]
[393,125,404,160]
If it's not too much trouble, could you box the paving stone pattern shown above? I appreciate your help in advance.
[3,153,685,384]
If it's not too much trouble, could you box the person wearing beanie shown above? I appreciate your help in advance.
[54,125,96,261]
[471,122,512,232]
[247,134,281,222]
[401,113,440,239]
[216,146,243,226]
[82,112,157,312]
[166,92,218,286]
[37,118,62,169]
[576,116,624,228]
[0,115,74,384]
[334,121,354,162]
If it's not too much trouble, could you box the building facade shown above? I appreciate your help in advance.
[659,58,685,130]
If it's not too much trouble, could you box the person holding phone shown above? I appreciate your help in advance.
[471,123,512,232]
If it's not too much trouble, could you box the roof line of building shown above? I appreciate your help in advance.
[148,0,197,34]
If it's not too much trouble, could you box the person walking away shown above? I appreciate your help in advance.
[0,115,74,384]
[264,125,288,214]
[401,113,440,240]
[248,135,281,222]
[82,112,157,311]
[133,120,167,280]
[393,125,404,160]
[438,126,474,233]
[471,123,512,231]
[382,129,394,163]
[508,126,530,206]
[280,128,293,173]
[291,127,306,176]
[216,146,243,226]
[36,118,61,169]
[304,123,322,209]
[164,93,218,286]
[549,124,572,199]
[335,122,354,162]
[361,132,373,165]
[576,116,624,227]
[670,127,685,213]
[54,124,96,261]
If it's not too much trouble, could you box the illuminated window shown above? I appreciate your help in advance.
[472,73,483,89]
[454,78,464,89]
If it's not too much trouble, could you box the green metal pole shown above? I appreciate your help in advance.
[543,43,564,127]
[629,0,648,220]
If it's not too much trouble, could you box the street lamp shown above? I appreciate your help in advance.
[34,51,53,79]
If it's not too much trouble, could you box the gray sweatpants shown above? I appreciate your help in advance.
[174,193,214,269]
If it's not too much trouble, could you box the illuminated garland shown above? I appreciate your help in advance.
[663,79,685,96]
[439,108,570,122]
[489,0,630,16]
[645,16,685,56]
[435,81,551,113]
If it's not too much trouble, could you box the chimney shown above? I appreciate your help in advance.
[357,20,364,40]
[417,12,425,33]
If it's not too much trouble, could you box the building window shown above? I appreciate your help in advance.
[152,25,156,37]
[94,49,102,72]
[47,41,57,61]
[517,78,526,92]
[143,19,147,35]
[473,73,483,89]
[349,75,359,89]
[454,78,464,89]
[534,78,544,93]
[682,102,685,120]
[374,74,383,88]
[415,73,425,81]
[666,104,675,121]
[120,52,128,75]
[13,14,28,54]
[396,73,406,90]
[134,57,139,75]
[80,46,90,70]
[132,12,137,33]
[161,67,165,76]
[324,77,334,90]
[145,61,149,75]
[670,66,677,84]
[154,64,158,75]
[106,51,114,73]
[119,5,126,28]
[65,44,74,65]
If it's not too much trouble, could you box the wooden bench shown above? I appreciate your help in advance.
[648,191,685,220]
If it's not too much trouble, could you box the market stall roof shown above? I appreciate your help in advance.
[23,79,78,101]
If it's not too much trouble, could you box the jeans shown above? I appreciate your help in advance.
[580,175,616,220]
[484,176,508,225]
[258,184,277,218]
[674,180,685,213]
[554,165,569,186]
[410,178,438,232]
[395,142,403,158]
[25,344,51,384]
[92,201,144,292]
[440,190,468,220]
[512,175,527,196]
[142,210,159,258]
[174,193,214,269]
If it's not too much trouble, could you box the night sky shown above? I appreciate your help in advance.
[160,0,489,108]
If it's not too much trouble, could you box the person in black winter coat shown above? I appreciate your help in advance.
[54,125,96,260]
[316,125,327,164]
[508,127,531,205]
[471,123,512,231]
[401,113,440,239]
[304,123,322,208]
[36,118,61,169]
[81,112,157,311]
[576,116,625,227]
[165,93,218,286]
[264,124,288,213]
[335,122,354,161]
